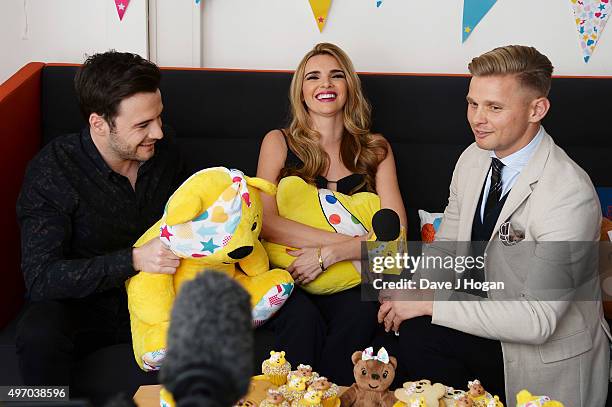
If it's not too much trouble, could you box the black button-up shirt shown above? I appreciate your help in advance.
[17,128,185,305]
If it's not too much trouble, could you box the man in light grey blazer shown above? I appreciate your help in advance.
[378,45,610,406]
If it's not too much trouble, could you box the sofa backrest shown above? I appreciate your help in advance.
[40,66,612,240]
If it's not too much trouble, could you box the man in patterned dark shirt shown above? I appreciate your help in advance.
[15,51,186,402]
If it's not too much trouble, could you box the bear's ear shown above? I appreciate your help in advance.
[432,383,446,398]
[351,351,363,365]
[515,390,533,404]
[388,356,397,370]
[165,192,203,226]
[245,176,277,196]
[394,387,411,403]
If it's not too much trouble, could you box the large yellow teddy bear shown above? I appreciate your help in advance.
[262,176,381,295]
[516,390,564,407]
[127,167,294,371]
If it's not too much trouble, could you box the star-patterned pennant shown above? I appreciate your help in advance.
[462,0,498,43]
[114,0,130,21]
[570,0,610,63]
[308,0,332,32]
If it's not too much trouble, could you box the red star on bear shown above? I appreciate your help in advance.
[160,225,173,241]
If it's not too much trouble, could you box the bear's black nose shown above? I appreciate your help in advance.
[371,373,380,380]
[228,246,253,259]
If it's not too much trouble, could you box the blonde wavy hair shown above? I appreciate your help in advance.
[280,43,387,194]
[468,45,554,97]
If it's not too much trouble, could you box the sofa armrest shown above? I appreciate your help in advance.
[0,62,44,329]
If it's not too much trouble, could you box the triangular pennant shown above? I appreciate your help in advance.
[308,0,332,32]
[570,0,610,63]
[376,0,383,7]
[114,0,130,21]
[462,0,498,43]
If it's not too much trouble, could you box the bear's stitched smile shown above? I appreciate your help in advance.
[368,384,379,389]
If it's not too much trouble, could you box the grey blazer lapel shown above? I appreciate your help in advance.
[458,153,490,240]
[490,132,553,241]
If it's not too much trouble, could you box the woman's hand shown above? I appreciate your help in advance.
[286,247,328,285]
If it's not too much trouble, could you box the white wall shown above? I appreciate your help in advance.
[149,0,201,67]
[2,0,611,85]
[200,0,612,75]
[0,0,148,84]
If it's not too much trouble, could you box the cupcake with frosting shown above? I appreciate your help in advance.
[262,351,291,386]
[308,377,338,407]
[466,380,502,407]
[443,387,468,407]
[279,375,309,402]
[259,389,290,407]
[234,399,257,407]
[287,364,319,386]
[291,389,323,407]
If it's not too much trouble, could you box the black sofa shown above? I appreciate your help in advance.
[1,64,611,403]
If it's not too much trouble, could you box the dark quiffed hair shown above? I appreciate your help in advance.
[74,50,161,127]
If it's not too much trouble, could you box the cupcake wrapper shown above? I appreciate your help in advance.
[321,396,337,407]
[267,374,288,386]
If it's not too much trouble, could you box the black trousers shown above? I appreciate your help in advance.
[374,315,506,404]
[266,286,379,386]
[15,298,157,405]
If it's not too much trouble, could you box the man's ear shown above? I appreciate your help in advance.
[89,113,109,136]
[529,97,550,123]
[351,351,363,366]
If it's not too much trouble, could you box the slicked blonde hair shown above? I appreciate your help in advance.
[281,43,387,194]
[468,45,554,97]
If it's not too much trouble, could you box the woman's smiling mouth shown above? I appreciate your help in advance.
[315,91,337,102]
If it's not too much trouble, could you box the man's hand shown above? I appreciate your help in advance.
[377,290,434,333]
[378,287,404,303]
[132,238,180,274]
[286,247,326,285]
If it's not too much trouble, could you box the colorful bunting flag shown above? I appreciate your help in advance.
[114,0,130,21]
[462,0,498,43]
[308,0,332,32]
[570,0,610,63]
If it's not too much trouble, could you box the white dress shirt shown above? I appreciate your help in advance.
[479,126,544,222]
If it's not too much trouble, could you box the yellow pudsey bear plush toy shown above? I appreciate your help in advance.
[516,390,564,407]
[262,176,382,295]
[127,167,294,371]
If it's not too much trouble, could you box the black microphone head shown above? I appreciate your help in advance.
[372,208,400,241]
[160,271,253,406]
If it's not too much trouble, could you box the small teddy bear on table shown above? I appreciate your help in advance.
[340,347,397,407]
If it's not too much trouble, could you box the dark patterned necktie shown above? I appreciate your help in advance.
[484,158,505,218]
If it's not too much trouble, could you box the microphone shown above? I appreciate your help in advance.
[370,209,403,336]
[364,208,402,269]
[159,271,254,407]
[372,208,400,242]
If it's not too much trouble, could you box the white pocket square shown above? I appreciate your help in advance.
[499,221,525,246]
